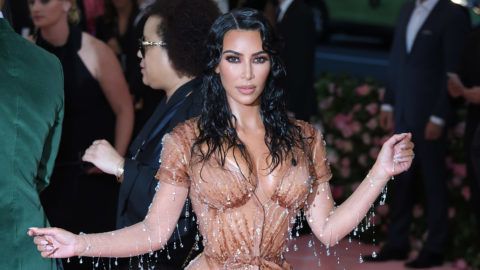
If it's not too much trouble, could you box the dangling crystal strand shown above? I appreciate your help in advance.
[379,185,388,205]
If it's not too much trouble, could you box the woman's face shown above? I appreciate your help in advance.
[139,16,177,90]
[216,30,271,108]
[28,0,70,28]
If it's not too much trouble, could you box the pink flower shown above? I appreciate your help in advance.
[451,176,463,187]
[366,119,378,130]
[376,205,389,217]
[326,151,339,164]
[328,83,335,94]
[340,167,351,178]
[334,139,344,150]
[331,186,344,199]
[352,104,362,112]
[336,87,343,96]
[461,186,471,201]
[453,259,468,269]
[326,134,334,145]
[355,84,371,96]
[365,103,379,115]
[452,163,467,178]
[369,147,380,159]
[340,157,351,168]
[445,157,454,168]
[350,121,361,134]
[358,154,368,167]
[413,204,423,218]
[319,96,334,110]
[343,141,353,153]
[448,207,456,219]
[362,133,371,145]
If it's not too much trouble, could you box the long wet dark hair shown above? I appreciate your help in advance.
[192,8,306,173]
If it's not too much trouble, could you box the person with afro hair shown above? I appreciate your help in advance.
[81,0,220,269]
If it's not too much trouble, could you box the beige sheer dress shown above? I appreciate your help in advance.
[155,119,331,269]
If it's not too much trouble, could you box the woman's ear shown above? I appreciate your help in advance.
[215,66,220,74]
[63,0,72,12]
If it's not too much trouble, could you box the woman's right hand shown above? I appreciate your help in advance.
[82,139,124,176]
[28,227,80,258]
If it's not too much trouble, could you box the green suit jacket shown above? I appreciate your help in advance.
[0,19,64,270]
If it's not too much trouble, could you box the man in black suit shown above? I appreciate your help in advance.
[366,0,470,268]
[276,0,317,121]
[447,26,480,242]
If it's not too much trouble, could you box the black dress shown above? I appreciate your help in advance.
[37,25,119,269]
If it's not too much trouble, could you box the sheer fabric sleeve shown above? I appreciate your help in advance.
[308,124,332,185]
[71,128,192,258]
[155,130,191,188]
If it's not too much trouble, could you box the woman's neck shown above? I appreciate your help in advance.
[230,103,263,132]
[164,76,194,102]
[40,19,69,47]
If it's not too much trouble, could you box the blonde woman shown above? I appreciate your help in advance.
[29,0,134,268]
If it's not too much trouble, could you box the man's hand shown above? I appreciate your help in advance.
[425,121,443,140]
[447,73,465,98]
[379,110,394,131]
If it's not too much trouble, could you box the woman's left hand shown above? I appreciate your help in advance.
[373,133,414,179]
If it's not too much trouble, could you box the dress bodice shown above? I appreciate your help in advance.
[155,119,331,269]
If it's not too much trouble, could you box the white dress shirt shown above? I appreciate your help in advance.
[406,0,439,53]
[383,0,444,126]
[277,0,294,22]
[213,0,229,14]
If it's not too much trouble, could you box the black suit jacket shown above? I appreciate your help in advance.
[385,0,470,132]
[277,0,317,121]
[117,78,203,267]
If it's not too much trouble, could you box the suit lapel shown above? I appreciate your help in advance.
[409,0,444,54]
[128,98,168,157]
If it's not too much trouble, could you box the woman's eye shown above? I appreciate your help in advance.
[253,56,269,64]
[226,56,240,63]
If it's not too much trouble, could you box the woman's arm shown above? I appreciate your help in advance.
[29,181,188,258]
[96,42,134,156]
[80,33,134,156]
[30,130,193,258]
[307,133,414,246]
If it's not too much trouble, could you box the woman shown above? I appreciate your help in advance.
[82,0,220,268]
[30,8,414,269]
[29,0,133,268]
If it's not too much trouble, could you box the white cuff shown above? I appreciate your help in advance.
[381,104,394,112]
[429,115,445,126]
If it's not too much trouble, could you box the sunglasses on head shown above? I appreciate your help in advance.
[138,37,167,58]
[28,0,54,5]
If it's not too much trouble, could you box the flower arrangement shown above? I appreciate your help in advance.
[314,73,480,268]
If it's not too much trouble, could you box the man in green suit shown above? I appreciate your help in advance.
[0,1,64,269]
